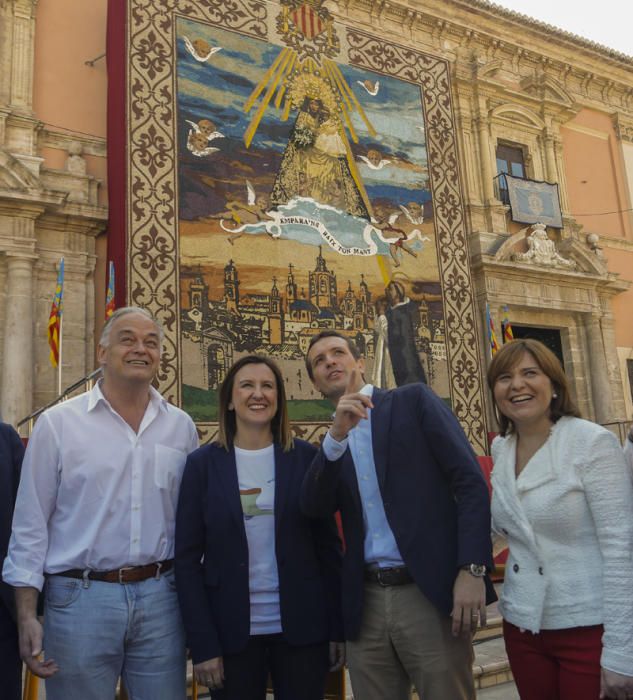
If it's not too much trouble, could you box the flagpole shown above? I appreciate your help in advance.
[58,312,63,396]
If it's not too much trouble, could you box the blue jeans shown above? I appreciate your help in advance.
[43,570,186,700]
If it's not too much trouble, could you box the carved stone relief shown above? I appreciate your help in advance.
[511,223,576,269]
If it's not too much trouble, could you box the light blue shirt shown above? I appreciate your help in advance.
[322,384,404,568]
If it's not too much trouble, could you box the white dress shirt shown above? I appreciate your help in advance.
[3,382,198,591]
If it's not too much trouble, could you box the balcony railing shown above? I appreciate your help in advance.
[493,173,511,205]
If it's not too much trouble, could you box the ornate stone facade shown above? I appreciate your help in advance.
[327,0,633,427]
[0,0,107,428]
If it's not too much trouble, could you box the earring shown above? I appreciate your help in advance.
[552,393,558,399]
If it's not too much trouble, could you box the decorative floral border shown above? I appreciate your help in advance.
[126,0,487,452]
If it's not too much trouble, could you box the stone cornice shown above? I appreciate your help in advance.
[473,256,631,296]
[596,235,633,252]
[336,0,633,117]
[463,0,633,66]
[40,128,107,159]
[41,204,108,227]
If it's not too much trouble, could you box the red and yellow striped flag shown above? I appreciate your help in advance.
[502,305,514,344]
[47,258,64,367]
[105,261,116,319]
[486,302,500,356]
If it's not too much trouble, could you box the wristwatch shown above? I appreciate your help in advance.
[461,564,487,578]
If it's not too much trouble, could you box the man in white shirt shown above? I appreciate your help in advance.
[3,307,198,700]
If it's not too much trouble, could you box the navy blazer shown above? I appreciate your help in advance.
[175,438,343,664]
[301,383,496,640]
[0,423,24,621]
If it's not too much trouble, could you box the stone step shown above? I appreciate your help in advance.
[474,614,503,642]
[478,680,520,699]
[472,617,514,692]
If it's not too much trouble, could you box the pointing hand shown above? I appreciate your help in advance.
[329,369,373,442]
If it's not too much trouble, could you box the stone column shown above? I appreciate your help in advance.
[543,128,558,184]
[476,116,496,204]
[585,313,613,423]
[9,0,37,111]
[1,253,36,428]
[553,135,570,214]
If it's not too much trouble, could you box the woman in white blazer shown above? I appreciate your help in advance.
[487,339,633,700]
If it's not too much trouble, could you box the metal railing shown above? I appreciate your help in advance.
[601,420,631,445]
[493,173,511,205]
[17,368,102,436]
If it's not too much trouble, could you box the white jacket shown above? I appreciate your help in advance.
[491,416,633,676]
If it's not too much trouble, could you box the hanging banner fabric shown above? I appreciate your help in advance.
[105,0,488,453]
[505,174,563,229]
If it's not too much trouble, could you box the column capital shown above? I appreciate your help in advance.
[4,250,37,261]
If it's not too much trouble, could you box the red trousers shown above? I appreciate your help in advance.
[503,620,602,700]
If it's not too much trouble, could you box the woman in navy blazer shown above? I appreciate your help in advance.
[175,355,343,699]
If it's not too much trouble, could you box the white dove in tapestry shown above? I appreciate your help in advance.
[183,36,222,62]
[356,79,380,96]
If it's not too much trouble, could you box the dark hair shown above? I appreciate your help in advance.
[386,280,405,302]
[304,330,361,380]
[487,338,580,436]
[375,295,389,313]
[217,355,292,451]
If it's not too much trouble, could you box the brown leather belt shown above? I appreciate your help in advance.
[365,565,414,587]
[50,559,173,584]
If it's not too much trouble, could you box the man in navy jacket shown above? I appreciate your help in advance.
[0,422,25,700]
[302,331,495,700]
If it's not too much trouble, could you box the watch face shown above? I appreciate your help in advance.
[470,564,486,577]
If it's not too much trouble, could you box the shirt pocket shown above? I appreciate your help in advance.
[154,445,187,491]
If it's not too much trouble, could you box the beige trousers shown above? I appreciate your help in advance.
[346,581,475,700]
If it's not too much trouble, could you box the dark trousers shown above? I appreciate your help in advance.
[211,634,329,700]
[504,620,602,700]
[0,600,22,700]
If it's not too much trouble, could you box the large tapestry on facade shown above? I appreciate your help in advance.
[108,0,487,452]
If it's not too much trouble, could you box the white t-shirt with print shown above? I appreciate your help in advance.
[235,444,281,635]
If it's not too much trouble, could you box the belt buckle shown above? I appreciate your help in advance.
[118,566,134,584]
[376,568,391,587]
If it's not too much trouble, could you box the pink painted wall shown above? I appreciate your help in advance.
[562,109,633,347]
